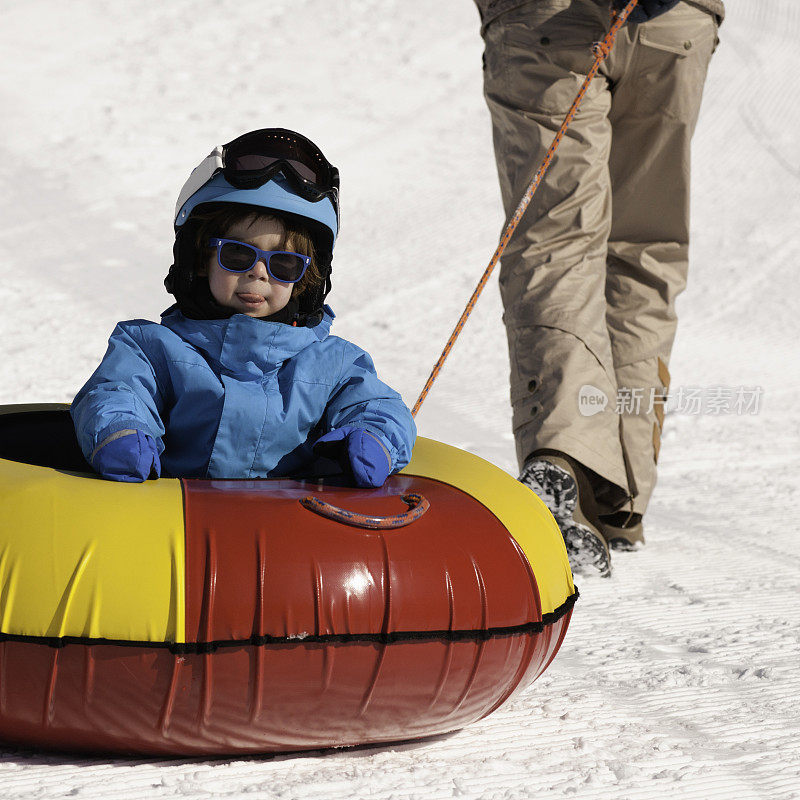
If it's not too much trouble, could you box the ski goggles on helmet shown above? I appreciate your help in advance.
[209,238,310,283]
[222,128,339,207]
[174,128,340,235]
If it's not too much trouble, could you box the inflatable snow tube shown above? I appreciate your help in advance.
[0,404,576,756]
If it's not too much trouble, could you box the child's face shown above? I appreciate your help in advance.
[203,216,294,318]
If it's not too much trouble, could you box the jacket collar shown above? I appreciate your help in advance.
[160,306,334,378]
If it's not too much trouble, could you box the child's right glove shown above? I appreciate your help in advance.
[91,430,161,483]
[313,427,392,488]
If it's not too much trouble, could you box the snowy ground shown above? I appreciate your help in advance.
[1,1,799,798]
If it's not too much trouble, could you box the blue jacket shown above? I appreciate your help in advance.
[71,306,416,479]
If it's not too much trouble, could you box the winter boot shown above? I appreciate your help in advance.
[598,511,645,550]
[518,452,611,578]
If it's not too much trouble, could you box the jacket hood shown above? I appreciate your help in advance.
[160,306,334,378]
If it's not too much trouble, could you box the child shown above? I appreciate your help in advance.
[71,128,416,486]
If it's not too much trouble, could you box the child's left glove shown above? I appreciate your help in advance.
[313,427,392,488]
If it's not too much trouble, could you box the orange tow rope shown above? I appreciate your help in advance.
[412,0,639,417]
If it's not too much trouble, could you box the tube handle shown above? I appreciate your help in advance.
[299,492,429,530]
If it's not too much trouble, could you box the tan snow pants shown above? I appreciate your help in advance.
[482,0,718,515]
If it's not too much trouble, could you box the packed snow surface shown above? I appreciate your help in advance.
[1,1,799,798]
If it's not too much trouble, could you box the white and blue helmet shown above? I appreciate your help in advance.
[166,129,339,325]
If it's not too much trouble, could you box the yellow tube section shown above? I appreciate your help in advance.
[402,437,574,615]
[0,459,185,644]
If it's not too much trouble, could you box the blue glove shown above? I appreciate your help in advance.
[91,430,161,483]
[313,427,392,488]
[612,0,680,23]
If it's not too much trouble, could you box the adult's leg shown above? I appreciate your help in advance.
[606,4,718,515]
[482,0,631,509]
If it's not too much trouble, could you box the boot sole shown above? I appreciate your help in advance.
[519,456,611,578]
